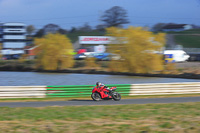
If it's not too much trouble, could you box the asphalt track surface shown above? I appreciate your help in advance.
[0,97,200,107]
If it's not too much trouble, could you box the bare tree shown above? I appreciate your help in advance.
[26,25,35,36]
[34,24,67,37]
[79,23,92,32]
[100,6,129,28]
[95,24,106,32]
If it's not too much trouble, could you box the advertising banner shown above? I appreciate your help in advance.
[79,36,113,44]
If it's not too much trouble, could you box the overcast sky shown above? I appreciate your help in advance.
[0,0,199,30]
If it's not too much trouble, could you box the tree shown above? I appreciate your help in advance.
[26,25,35,36]
[100,6,129,28]
[57,28,68,34]
[69,27,77,33]
[34,29,44,38]
[34,24,67,37]
[35,33,74,70]
[95,24,106,32]
[106,27,166,73]
[43,24,60,35]
[79,23,92,32]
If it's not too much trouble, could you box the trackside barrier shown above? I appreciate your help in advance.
[0,86,46,98]
[46,84,132,98]
[0,82,200,99]
[130,82,200,95]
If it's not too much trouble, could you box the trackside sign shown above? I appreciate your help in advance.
[79,36,114,44]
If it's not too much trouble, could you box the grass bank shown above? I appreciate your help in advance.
[167,29,200,34]
[0,102,200,132]
[174,35,200,48]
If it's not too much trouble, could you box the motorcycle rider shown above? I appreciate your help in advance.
[95,82,111,98]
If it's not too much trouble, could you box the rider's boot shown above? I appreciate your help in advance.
[107,93,112,98]
[108,91,112,98]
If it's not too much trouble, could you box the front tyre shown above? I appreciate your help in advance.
[112,92,121,101]
[91,93,101,101]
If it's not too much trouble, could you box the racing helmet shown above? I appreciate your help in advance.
[96,82,102,87]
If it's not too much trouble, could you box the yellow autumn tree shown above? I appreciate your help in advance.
[35,33,74,70]
[107,26,166,73]
[85,57,100,69]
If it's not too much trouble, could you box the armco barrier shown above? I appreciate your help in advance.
[130,82,200,95]
[0,82,200,99]
[46,84,132,98]
[0,86,46,98]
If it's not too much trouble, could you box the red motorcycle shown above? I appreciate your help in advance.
[91,86,121,101]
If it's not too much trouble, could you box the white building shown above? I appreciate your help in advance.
[0,22,26,50]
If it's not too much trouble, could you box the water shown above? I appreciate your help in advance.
[0,71,199,86]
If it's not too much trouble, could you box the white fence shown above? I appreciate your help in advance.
[130,82,200,95]
[0,86,46,98]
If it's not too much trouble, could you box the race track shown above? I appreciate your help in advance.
[0,96,200,107]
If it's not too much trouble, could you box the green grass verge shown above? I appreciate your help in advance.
[167,29,200,34]
[0,102,200,132]
[174,35,200,48]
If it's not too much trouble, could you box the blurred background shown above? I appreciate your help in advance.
[0,1,200,132]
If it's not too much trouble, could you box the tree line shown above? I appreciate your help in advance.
[27,6,129,38]
[27,6,200,38]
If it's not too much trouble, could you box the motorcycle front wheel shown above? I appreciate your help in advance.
[112,92,121,101]
[91,93,101,101]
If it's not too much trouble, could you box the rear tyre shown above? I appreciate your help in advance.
[91,93,101,101]
[112,92,121,101]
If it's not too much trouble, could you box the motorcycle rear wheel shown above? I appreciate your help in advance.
[112,92,121,101]
[91,93,101,101]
